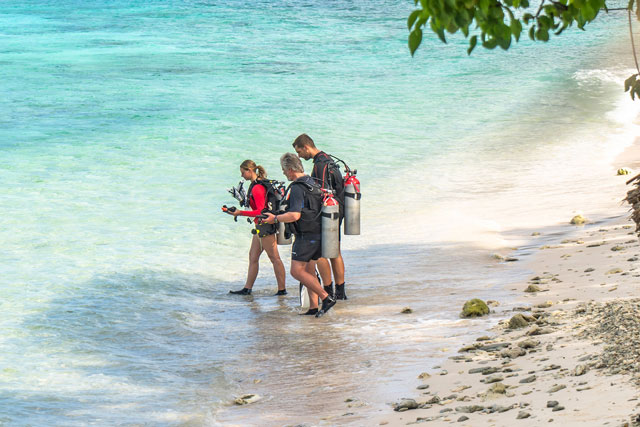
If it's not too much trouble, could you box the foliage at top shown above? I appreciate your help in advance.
[407,0,640,99]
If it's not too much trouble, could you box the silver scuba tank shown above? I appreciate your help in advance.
[321,194,340,259]
[277,221,292,245]
[344,172,361,235]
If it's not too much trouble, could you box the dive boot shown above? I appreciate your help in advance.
[229,288,252,295]
[323,282,334,299]
[299,308,318,316]
[315,295,336,317]
[274,289,288,296]
[335,283,347,300]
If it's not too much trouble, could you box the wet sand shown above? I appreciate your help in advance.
[372,158,640,425]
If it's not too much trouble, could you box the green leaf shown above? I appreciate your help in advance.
[625,74,638,92]
[482,37,499,49]
[467,35,478,55]
[408,10,421,30]
[431,19,448,43]
[555,22,569,35]
[536,26,550,41]
[409,28,423,56]
[529,25,536,40]
[498,34,512,49]
[511,19,523,41]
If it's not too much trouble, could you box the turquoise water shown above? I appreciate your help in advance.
[1,1,638,425]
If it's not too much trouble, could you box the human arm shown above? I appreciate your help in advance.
[263,211,301,224]
[236,184,266,217]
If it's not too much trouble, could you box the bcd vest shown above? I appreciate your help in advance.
[284,180,323,235]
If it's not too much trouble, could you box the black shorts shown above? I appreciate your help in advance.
[291,234,322,262]
[254,223,277,238]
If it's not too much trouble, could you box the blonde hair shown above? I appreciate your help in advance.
[240,159,267,180]
[280,153,304,173]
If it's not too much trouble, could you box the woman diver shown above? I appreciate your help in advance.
[226,160,287,296]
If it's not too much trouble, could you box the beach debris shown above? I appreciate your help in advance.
[584,267,595,272]
[234,394,261,405]
[577,299,640,382]
[570,214,587,225]
[424,395,441,405]
[505,257,519,262]
[460,299,489,318]
[508,314,529,329]
[524,284,541,293]
[606,268,623,275]
[418,372,431,379]
[519,375,537,384]
[573,364,588,376]
[486,300,500,307]
[501,347,526,359]
[476,335,491,341]
[618,168,632,175]
[527,326,553,336]
[516,410,531,419]
[477,342,510,352]
[456,405,485,413]
[469,366,500,375]
[552,405,565,411]
[393,398,419,411]
[535,301,553,308]
[611,245,625,251]
[457,415,469,422]
[401,307,413,314]
[547,400,559,408]
[532,231,541,236]
[548,384,566,393]
[629,257,639,262]
[484,375,504,384]
[417,384,430,390]
[517,339,539,349]
[492,253,505,261]
[488,382,507,394]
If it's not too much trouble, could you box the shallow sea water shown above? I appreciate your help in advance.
[1,1,639,425]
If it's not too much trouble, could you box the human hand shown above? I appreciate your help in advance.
[262,212,276,224]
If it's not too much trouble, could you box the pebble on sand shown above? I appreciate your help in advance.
[508,314,529,329]
[234,394,261,405]
[570,215,587,225]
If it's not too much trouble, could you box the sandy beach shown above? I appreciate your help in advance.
[364,146,640,425]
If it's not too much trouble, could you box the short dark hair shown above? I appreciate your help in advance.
[292,133,315,149]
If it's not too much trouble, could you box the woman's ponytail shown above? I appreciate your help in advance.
[256,165,267,180]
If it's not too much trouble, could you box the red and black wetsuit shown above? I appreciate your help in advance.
[238,181,267,224]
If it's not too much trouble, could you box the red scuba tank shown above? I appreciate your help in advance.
[321,192,340,258]
[343,172,361,235]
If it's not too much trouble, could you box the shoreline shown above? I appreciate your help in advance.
[369,140,640,425]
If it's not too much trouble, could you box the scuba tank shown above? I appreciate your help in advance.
[277,220,292,245]
[321,192,340,259]
[344,171,361,235]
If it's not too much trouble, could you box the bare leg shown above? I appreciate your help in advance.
[316,257,332,287]
[330,253,345,285]
[290,260,327,301]
[244,234,264,289]
[261,234,286,291]
[305,261,319,309]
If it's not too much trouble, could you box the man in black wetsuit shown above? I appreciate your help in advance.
[292,134,348,300]
[262,153,336,317]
